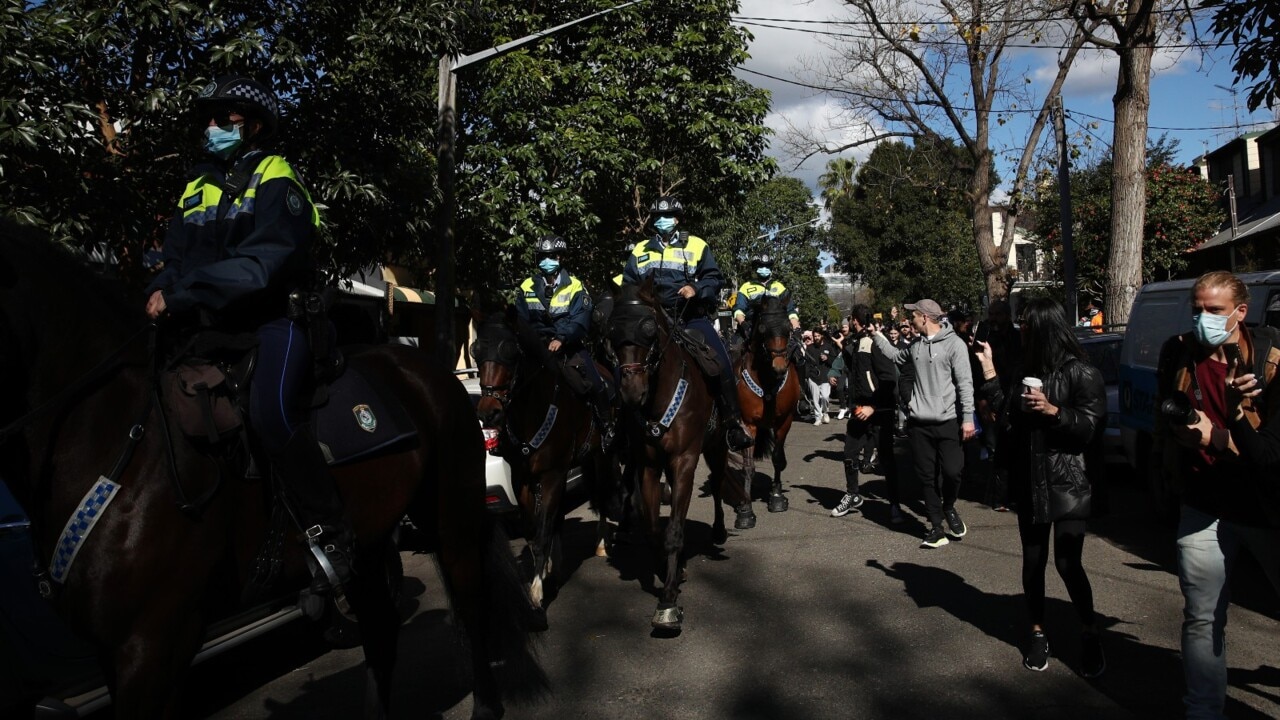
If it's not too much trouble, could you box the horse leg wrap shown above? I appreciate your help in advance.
[652,603,684,629]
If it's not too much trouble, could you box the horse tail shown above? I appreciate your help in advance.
[482,515,551,701]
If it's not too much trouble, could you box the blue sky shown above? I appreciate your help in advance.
[734,0,1279,194]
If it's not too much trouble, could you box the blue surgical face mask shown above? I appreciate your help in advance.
[756,267,772,279]
[204,123,243,158]
[538,258,560,275]
[1193,307,1241,348]
[654,216,676,234]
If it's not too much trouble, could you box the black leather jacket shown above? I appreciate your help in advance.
[980,356,1106,524]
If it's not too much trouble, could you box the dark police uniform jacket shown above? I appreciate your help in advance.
[514,269,591,347]
[621,232,724,314]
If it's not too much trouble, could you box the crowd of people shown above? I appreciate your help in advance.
[793,272,1280,717]
[139,74,1278,716]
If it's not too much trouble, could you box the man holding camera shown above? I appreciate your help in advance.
[1155,270,1280,719]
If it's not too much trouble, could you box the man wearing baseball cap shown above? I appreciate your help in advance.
[872,298,976,548]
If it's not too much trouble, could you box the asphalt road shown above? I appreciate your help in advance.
[172,418,1279,719]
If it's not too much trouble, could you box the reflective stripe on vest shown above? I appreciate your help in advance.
[520,275,585,315]
[179,155,320,228]
[631,235,708,277]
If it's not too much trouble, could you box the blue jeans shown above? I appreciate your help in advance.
[1177,505,1280,719]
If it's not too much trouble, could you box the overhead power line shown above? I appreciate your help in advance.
[739,66,1279,134]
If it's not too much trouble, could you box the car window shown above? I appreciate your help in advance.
[1123,291,1189,369]
[1081,339,1121,384]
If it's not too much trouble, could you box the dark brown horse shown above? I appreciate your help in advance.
[470,300,616,620]
[605,280,746,633]
[736,295,802,513]
[0,227,541,719]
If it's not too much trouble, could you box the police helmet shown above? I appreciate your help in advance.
[753,253,774,269]
[194,75,280,137]
[648,196,685,218]
[534,234,568,256]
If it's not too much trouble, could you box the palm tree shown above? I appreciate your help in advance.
[818,156,858,210]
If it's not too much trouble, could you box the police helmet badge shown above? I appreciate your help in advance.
[658,200,670,211]
[352,404,377,433]
[200,81,218,98]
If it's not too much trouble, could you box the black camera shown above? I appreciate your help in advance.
[1160,390,1200,425]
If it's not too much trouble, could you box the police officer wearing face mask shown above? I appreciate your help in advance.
[622,196,753,450]
[733,253,801,338]
[516,235,616,447]
[1154,270,1280,718]
[143,76,355,603]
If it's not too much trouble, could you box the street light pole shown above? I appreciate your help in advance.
[433,0,650,368]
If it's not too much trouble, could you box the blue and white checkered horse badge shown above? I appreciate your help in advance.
[352,404,377,433]
[50,476,121,583]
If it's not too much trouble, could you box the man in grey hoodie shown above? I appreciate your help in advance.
[872,298,976,548]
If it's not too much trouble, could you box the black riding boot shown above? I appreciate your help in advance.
[716,370,754,450]
[275,424,355,605]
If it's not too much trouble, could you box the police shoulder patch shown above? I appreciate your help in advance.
[183,194,202,210]
[286,187,304,216]
[637,253,651,263]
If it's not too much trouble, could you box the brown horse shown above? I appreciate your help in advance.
[470,299,617,621]
[736,295,802,513]
[605,280,746,633]
[0,227,541,720]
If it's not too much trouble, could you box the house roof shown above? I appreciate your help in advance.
[1193,194,1280,252]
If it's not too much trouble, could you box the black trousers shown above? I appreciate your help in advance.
[843,410,900,502]
[1017,514,1095,628]
[907,417,963,528]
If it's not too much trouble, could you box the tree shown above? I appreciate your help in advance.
[700,176,827,325]
[817,157,857,210]
[0,0,774,298]
[1203,0,1280,111]
[826,140,985,311]
[453,0,774,292]
[786,0,1095,303]
[1030,139,1224,294]
[1069,0,1197,324]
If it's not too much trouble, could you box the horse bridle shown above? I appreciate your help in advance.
[612,299,667,378]
[753,309,792,360]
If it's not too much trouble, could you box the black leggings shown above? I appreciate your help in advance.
[1017,514,1096,628]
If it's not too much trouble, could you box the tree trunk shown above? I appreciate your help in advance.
[969,156,1010,304]
[1106,37,1155,325]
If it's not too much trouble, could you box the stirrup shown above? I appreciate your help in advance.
[304,524,352,617]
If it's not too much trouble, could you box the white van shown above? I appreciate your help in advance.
[1118,271,1280,510]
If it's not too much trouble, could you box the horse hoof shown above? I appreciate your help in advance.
[768,494,789,513]
[651,603,683,630]
[712,525,728,545]
[527,606,549,633]
[734,508,757,530]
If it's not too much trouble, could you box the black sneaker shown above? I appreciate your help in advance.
[1081,632,1106,678]
[1024,631,1050,671]
[944,507,968,538]
[831,492,865,517]
[920,526,950,548]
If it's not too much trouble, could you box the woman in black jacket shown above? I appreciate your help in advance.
[974,297,1107,677]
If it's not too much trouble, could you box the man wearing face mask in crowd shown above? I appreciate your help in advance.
[623,196,754,450]
[515,235,616,448]
[143,76,356,605]
[1155,270,1280,719]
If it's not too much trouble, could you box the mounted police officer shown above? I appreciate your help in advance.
[733,253,801,338]
[143,76,353,601]
[515,235,616,448]
[622,196,754,451]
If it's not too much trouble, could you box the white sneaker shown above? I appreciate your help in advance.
[822,414,830,424]
[813,417,823,426]
[837,408,848,420]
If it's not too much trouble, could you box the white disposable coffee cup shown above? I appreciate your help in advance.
[1022,377,1043,411]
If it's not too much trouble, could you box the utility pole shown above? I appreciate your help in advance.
[433,0,650,369]
[1053,96,1078,320]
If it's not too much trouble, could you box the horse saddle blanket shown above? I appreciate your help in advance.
[168,358,416,466]
[675,327,722,377]
[312,366,417,466]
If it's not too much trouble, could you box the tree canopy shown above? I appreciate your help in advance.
[826,140,984,311]
[0,0,774,297]
[699,176,826,326]
[1203,0,1280,111]
[1029,137,1224,296]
